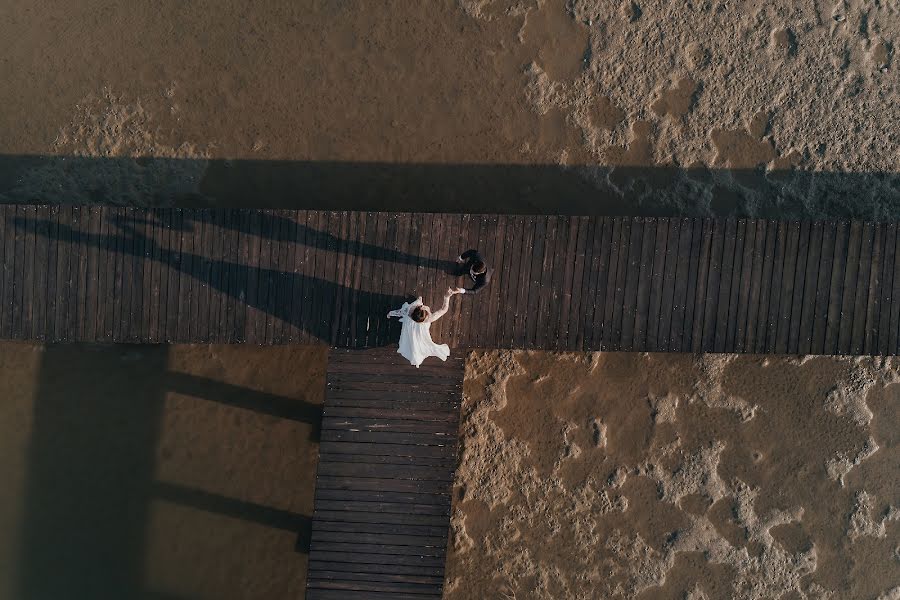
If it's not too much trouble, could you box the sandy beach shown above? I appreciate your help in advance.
[0,0,898,598]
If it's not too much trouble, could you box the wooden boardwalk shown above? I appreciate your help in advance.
[3,205,900,355]
[307,348,463,599]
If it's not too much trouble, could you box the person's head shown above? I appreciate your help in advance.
[471,260,487,275]
[411,305,430,322]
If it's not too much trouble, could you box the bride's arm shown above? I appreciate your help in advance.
[426,292,453,323]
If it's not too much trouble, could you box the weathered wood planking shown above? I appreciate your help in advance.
[0,206,897,355]
[307,348,463,600]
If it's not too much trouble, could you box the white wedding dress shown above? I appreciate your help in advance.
[387,296,451,367]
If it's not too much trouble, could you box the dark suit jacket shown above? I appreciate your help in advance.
[456,249,491,295]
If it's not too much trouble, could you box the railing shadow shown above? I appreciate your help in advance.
[13,213,422,347]
[3,155,900,221]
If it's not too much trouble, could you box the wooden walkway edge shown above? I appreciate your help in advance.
[307,348,463,599]
[1,205,897,355]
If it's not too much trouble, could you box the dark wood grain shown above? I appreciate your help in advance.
[690,219,713,353]
[631,218,655,352]
[811,221,836,355]
[3,208,900,359]
[713,218,736,353]
[308,348,463,599]
[825,221,851,355]
[797,221,823,355]
[838,221,864,355]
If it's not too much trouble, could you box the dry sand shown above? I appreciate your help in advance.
[447,351,899,599]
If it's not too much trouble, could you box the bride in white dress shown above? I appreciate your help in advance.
[387,287,463,367]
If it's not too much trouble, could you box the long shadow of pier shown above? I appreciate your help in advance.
[16,344,320,600]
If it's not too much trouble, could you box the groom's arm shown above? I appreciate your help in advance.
[457,249,479,263]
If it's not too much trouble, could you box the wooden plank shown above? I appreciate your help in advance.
[20,206,36,340]
[162,209,181,342]
[667,218,693,351]
[619,218,644,351]
[701,218,725,352]
[146,209,163,343]
[206,209,225,343]
[299,210,323,345]
[630,218,655,352]
[30,206,49,340]
[315,460,454,483]
[487,215,508,349]
[763,222,787,354]
[313,499,450,517]
[343,212,366,347]
[269,211,290,344]
[328,211,351,346]
[533,216,558,350]
[374,213,399,348]
[851,222,875,355]
[101,207,122,342]
[599,217,623,351]
[128,208,146,342]
[95,207,112,341]
[824,222,851,354]
[193,212,211,343]
[85,205,103,341]
[741,220,766,353]
[121,208,139,342]
[278,210,300,344]
[242,209,262,343]
[380,213,404,347]
[565,215,590,351]
[798,221,823,355]
[495,215,519,347]
[255,209,275,344]
[425,215,448,344]
[312,510,450,528]
[608,218,631,351]
[655,218,679,351]
[360,213,384,348]
[314,475,451,495]
[724,218,746,352]
[58,205,75,342]
[689,219,713,352]
[876,223,896,356]
[571,217,604,351]
[44,206,59,341]
[753,221,777,353]
[176,208,193,343]
[810,221,836,355]
[136,209,153,341]
[523,215,545,350]
[285,210,306,344]
[890,223,900,355]
[646,218,670,351]
[222,209,241,343]
[66,205,85,342]
[786,220,810,354]
[308,560,445,579]
[551,216,578,350]
[859,222,880,355]
[837,221,863,354]
[733,219,756,353]
[157,209,174,342]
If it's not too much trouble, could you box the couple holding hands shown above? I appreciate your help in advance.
[387,249,490,367]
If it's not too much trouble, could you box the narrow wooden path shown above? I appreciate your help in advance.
[3,205,900,355]
[307,348,463,599]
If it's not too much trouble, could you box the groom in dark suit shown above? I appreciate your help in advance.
[453,249,491,295]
